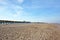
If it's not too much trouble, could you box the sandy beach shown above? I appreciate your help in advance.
[1,23,60,40]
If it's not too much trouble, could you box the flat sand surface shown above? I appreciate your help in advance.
[0,23,60,40]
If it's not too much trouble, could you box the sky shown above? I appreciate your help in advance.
[0,0,60,23]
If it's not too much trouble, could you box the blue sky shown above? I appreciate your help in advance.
[0,0,60,23]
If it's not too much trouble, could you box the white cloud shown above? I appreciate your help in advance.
[13,10,23,17]
[0,0,24,20]
[17,0,24,3]
[13,5,23,10]
[10,5,24,17]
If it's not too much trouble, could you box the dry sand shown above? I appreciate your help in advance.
[0,23,60,40]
